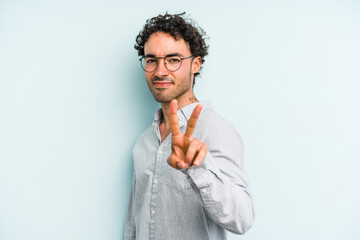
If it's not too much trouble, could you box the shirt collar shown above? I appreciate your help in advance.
[153,100,213,127]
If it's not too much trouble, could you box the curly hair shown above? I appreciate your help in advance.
[135,12,209,84]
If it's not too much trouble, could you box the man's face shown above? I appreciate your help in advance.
[143,31,201,104]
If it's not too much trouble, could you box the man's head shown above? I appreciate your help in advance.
[135,12,208,85]
[135,13,208,104]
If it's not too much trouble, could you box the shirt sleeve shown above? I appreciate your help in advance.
[124,173,136,240]
[186,124,254,234]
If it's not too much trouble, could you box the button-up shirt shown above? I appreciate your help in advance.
[125,100,254,240]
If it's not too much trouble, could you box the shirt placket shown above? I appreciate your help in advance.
[149,113,186,239]
[149,123,169,240]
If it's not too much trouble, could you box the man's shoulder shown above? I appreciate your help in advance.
[198,106,235,130]
[196,106,244,150]
[133,124,156,147]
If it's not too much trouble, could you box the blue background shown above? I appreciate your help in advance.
[1,0,359,239]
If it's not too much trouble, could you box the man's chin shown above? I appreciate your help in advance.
[153,96,172,103]
[150,92,173,103]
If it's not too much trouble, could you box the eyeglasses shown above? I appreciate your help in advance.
[140,55,193,73]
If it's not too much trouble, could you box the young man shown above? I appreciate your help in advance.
[125,13,254,240]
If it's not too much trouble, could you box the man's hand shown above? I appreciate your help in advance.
[167,99,208,169]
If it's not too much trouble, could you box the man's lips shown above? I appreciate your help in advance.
[153,81,173,88]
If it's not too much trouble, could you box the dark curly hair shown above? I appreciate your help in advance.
[135,12,209,84]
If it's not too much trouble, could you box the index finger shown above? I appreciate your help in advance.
[185,104,203,138]
[170,99,181,136]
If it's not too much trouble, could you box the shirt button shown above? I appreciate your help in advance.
[154,179,158,184]
[189,169,194,174]
[158,150,163,154]
[152,209,155,215]
[201,188,207,193]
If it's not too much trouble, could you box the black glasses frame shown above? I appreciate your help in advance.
[139,55,193,73]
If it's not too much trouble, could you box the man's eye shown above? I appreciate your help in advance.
[146,58,157,64]
[167,57,181,63]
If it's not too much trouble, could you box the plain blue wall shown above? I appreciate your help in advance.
[1,0,359,239]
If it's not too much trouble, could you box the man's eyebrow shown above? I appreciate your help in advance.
[166,53,183,57]
[144,53,183,58]
[144,54,156,58]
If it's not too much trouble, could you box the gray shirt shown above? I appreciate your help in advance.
[125,100,254,240]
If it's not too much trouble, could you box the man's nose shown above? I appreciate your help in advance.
[155,59,169,76]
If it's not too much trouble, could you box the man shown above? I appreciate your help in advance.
[125,13,254,240]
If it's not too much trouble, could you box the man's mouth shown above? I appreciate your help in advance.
[152,81,173,88]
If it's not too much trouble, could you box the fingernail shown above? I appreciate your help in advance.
[177,162,188,169]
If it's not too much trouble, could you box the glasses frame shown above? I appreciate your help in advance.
[139,55,193,73]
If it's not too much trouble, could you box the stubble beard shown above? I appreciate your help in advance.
[147,73,193,104]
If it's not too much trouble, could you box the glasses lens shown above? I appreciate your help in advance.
[142,57,157,72]
[165,56,182,71]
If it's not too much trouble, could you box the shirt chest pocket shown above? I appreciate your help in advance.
[165,165,192,192]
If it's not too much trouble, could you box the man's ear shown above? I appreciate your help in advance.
[191,56,202,73]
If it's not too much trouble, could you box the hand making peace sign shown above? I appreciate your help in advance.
[167,99,208,170]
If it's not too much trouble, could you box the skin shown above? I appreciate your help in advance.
[143,31,208,169]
